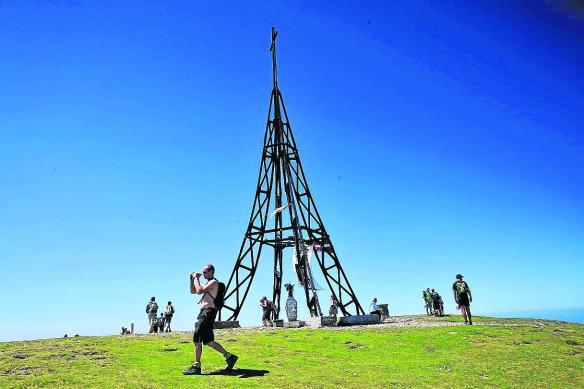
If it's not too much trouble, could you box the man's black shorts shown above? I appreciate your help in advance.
[193,308,217,345]
[262,308,271,320]
[457,293,470,307]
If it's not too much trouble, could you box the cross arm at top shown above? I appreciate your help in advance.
[270,27,278,52]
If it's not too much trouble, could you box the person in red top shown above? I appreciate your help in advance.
[452,274,473,325]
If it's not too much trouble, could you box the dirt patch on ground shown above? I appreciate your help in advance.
[2,366,42,376]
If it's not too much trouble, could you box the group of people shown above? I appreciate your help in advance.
[421,274,473,325]
[422,288,445,317]
[142,262,475,376]
[259,294,387,325]
[145,297,175,333]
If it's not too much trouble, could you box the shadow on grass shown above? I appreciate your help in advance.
[206,368,270,378]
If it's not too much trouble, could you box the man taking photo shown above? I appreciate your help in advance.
[182,264,238,375]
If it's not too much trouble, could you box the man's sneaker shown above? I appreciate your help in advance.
[225,354,238,371]
[182,364,202,375]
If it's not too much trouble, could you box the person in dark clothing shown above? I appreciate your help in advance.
[453,274,473,325]
[164,301,175,332]
[308,295,318,316]
[329,294,339,318]
[260,296,273,327]
[431,290,444,317]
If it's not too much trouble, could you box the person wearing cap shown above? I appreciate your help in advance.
[452,274,473,325]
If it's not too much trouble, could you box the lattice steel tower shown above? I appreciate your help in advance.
[220,28,365,321]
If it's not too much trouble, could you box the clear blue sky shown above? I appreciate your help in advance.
[1,1,582,341]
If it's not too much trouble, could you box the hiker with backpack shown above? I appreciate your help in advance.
[146,297,158,333]
[260,296,274,327]
[431,289,444,317]
[424,288,432,315]
[437,295,444,317]
[182,264,238,376]
[164,301,175,332]
[453,274,473,325]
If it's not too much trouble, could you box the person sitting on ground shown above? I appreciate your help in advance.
[370,297,381,318]
[182,264,238,375]
[260,296,273,327]
[146,297,158,333]
[164,301,175,332]
[453,274,473,325]
[157,313,166,333]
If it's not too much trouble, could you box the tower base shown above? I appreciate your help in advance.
[213,320,241,329]
[337,314,380,326]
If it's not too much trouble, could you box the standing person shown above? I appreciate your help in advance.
[370,297,381,318]
[453,274,473,325]
[329,294,339,319]
[425,288,433,315]
[164,301,175,332]
[182,264,238,376]
[422,290,430,315]
[437,295,445,317]
[431,290,442,317]
[260,297,273,327]
[146,297,158,333]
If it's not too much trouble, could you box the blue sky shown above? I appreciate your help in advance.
[1,1,582,341]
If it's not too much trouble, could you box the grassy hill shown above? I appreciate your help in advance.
[1,316,583,388]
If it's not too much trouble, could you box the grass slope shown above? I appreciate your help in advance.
[1,316,583,388]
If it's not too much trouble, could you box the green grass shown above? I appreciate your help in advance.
[1,316,583,388]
